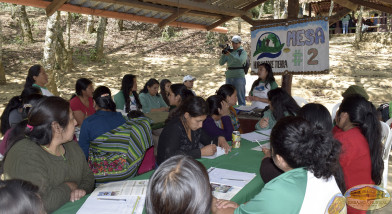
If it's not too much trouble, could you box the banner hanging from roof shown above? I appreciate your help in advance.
[250,17,329,75]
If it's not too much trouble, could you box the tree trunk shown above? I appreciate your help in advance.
[355,6,364,45]
[281,0,288,19]
[237,18,241,33]
[257,3,264,19]
[0,20,6,85]
[117,19,124,31]
[86,15,95,33]
[11,4,17,20]
[95,17,108,60]
[43,11,60,96]
[329,1,334,17]
[274,0,280,19]
[65,12,73,73]
[17,5,34,43]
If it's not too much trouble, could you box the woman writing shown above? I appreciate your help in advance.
[203,95,234,141]
[79,86,126,158]
[70,78,95,127]
[255,88,300,130]
[333,95,383,213]
[213,117,345,214]
[139,78,169,113]
[217,84,242,133]
[114,74,142,114]
[157,96,230,165]
[24,64,53,96]
[247,63,278,109]
[3,96,95,213]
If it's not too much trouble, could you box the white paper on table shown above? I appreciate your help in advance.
[211,183,242,200]
[91,180,149,197]
[207,167,256,188]
[77,195,145,214]
[256,129,271,136]
[202,146,225,159]
[251,143,270,151]
[234,105,257,112]
[241,131,270,142]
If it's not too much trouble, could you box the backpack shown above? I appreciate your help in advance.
[377,102,392,122]
[237,49,250,75]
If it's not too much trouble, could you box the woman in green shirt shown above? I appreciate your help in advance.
[139,78,169,113]
[213,116,345,214]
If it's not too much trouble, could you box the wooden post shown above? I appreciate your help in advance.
[282,0,299,95]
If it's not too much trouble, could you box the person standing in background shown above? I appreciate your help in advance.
[219,35,247,106]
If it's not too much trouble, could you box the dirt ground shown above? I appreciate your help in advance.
[1,7,392,116]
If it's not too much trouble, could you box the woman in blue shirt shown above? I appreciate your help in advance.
[79,86,125,158]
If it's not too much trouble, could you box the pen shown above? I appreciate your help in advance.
[221,178,246,181]
[211,140,213,145]
[97,198,127,201]
[229,152,239,159]
[254,140,263,149]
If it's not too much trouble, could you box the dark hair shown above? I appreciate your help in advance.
[268,88,300,121]
[270,117,344,189]
[120,74,142,113]
[93,86,116,112]
[160,79,171,105]
[206,95,225,116]
[24,65,42,88]
[337,95,384,185]
[6,97,71,154]
[0,179,44,214]
[75,78,92,96]
[170,84,194,105]
[146,155,212,214]
[217,84,236,100]
[140,78,160,97]
[298,103,333,132]
[250,63,275,93]
[167,96,208,123]
[1,87,41,135]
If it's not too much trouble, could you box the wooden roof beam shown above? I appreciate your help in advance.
[158,8,190,28]
[349,0,392,14]
[328,7,351,26]
[0,0,227,33]
[206,0,269,30]
[46,0,67,16]
[143,0,247,17]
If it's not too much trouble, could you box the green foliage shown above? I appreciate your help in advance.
[263,0,274,14]
[205,31,217,51]
[161,26,176,41]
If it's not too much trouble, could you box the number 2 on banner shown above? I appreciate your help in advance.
[307,48,318,65]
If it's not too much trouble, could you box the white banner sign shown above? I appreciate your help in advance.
[250,18,329,74]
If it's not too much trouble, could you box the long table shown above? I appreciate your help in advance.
[53,139,266,214]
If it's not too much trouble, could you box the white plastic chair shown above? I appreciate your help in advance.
[292,96,308,107]
[380,121,392,189]
[331,103,341,122]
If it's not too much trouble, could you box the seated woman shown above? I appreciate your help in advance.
[203,95,234,141]
[159,79,171,106]
[146,155,212,214]
[217,84,242,133]
[255,88,300,130]
[114,74,142,114]
[24,64,53,96]
[70,78,95,127]
[167,83,194,109]
[157,96,230,165]
[259,103,345,191]
[213,117,345,214]
[0,93,43,156]
[0,179,45,214]
[247,63,278,109]
[3,96,95,213]
[139,78,169,113]
[1,87,40,136]
[333,95,383,214]
[79,86,125,158]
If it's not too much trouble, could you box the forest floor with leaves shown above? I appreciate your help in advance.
[1,7,392,115]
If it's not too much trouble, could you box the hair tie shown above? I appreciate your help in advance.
[23,104,32,108]
[27,124,34,131]
[100,93,109,97]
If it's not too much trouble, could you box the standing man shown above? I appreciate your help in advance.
[219,35,247,106]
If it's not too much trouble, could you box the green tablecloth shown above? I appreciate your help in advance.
[53,139,267,214]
